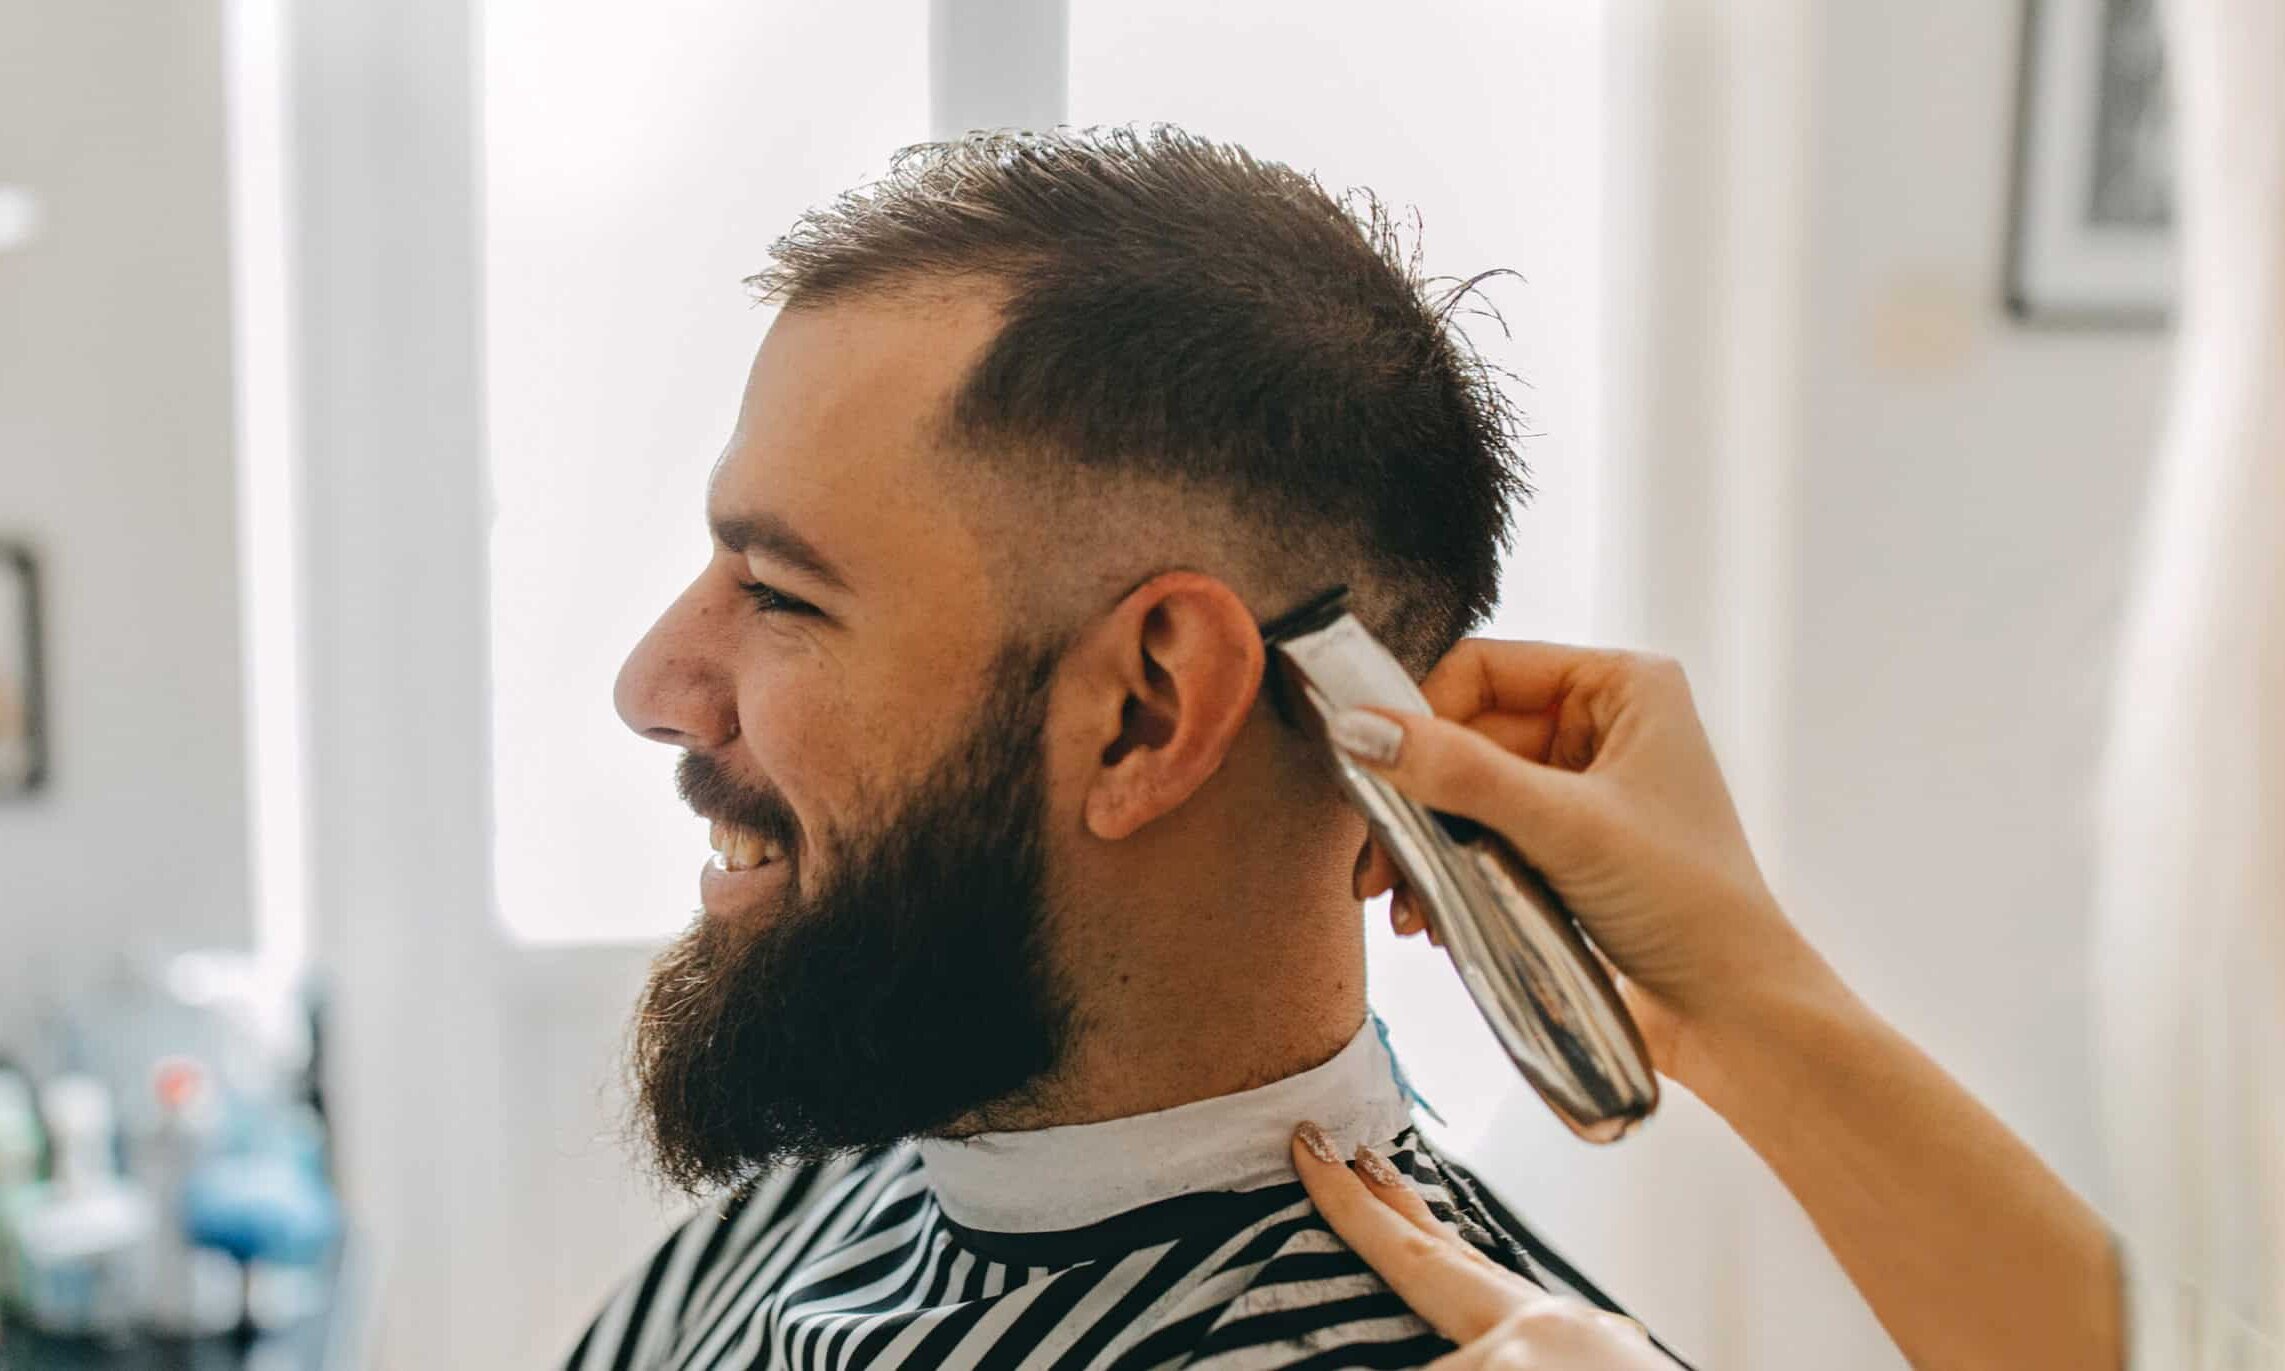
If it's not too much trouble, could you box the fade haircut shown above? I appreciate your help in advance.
[745,125,1528,674]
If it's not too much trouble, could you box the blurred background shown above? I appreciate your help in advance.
[0,0,2190,1366]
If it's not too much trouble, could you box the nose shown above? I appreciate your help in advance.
[614,574,739,750]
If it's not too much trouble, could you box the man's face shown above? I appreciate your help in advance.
[613,290,1075,1189]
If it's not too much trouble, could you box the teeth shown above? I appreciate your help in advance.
[708,821,781,873]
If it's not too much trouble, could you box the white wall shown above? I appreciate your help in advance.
[1789,0,2168,1204]
[0,1,250,1052]
[1766,3,2167,1365]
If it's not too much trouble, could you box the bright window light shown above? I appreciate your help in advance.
[484,0,928,943]
[225,0,311,972]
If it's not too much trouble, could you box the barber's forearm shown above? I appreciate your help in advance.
[1677,966,2124,1371]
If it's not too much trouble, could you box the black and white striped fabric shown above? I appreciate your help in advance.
[566,1128,1676,1370]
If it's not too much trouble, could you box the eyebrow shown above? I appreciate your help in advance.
[710,511,852,594]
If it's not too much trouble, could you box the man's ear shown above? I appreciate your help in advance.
[1071,571,1267,842]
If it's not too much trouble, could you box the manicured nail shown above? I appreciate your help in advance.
[1294,1120,1341,1165]
[1353,1143,1404,1188]
[1351,843,1372,900]
[1327,709,1403,767]
[1390,889,1422,936]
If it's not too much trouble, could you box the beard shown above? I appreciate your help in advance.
[630,642,1075,1195]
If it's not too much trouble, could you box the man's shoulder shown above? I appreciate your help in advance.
[1171,1129,1687,1371]
[1170,1197,1451,1371]
[1101,1132,1485,1370]
[564,1145,915,1371]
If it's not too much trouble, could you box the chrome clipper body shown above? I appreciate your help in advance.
[1261,586,1658,1143]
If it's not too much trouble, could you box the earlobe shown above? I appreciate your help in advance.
[1079,573,1266,842]
[1082,773,1154,842]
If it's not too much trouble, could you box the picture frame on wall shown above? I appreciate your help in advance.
[2005,0,2177,326]
[1,542,47,795]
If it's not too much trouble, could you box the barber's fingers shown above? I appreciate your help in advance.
[1457,711,1557,760]
[1423,1325,1542,1371]
[1350,710,1560,906]
[1330,710,1606,878]
[1416,639,1636,727]
[1296,1125,1673,1370]
[1290,1125,1547,1344]
[1422,1335,1502,1369]
[1385,881,1427,937]
[1423,1305,1667,1370]
[1346,1143,1500,1267]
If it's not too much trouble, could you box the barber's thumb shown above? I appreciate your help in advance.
[1325,708,1588,852]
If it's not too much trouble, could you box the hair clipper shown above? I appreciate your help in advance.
[1261,587,1658,1143]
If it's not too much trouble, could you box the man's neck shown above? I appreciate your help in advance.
[956,835,1371,1136]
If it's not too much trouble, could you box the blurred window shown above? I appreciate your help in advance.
[483,0,928,943]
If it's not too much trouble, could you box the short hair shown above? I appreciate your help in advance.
[746,125,1528,674]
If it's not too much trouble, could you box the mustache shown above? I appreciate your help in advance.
[675,751,802,854]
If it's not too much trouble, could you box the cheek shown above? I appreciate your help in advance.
[730,651,913,840]
[731,618,1008,838]
[730,652,851,828]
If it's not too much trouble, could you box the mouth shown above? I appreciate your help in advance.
[699,820,793,918]
[707,819,787,873]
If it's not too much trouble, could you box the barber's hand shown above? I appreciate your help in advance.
[1340,639,1828,1083]
[1289,1124,1673,1369]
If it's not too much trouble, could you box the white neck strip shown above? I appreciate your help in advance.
[916,1018,1414,1233]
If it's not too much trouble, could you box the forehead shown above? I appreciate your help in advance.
[712,288,1004,607]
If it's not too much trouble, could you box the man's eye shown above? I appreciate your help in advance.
[737,580,819,616]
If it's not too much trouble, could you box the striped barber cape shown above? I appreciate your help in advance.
[567,1023,1684,1371]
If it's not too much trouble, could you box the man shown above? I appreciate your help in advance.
[577,126,1672,1370]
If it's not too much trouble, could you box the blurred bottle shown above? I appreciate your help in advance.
[185,1098,337,1331]
[13,1075,150,1339]
[133,1057,241,1337]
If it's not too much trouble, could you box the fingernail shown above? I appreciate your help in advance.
[1327,709,1403,767]
[1294,1120,1341,1165]
[1351,843,1371,900]
[1353,1143,1404,1188]
[1390,890,1421,936]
